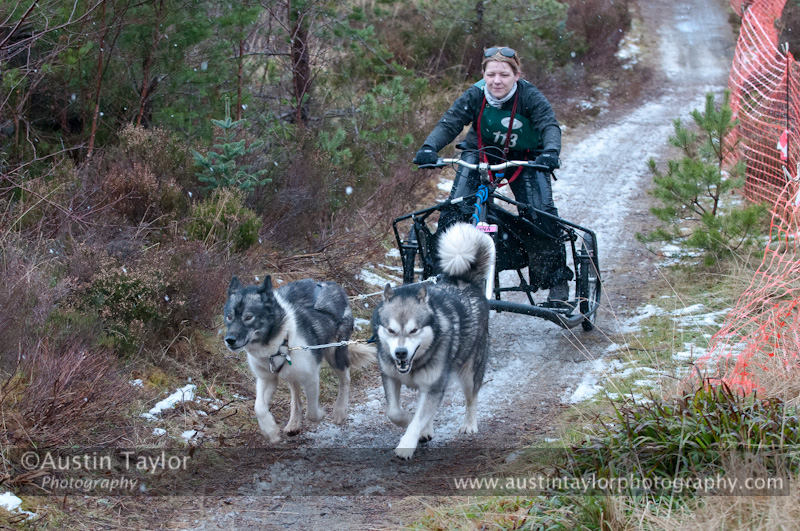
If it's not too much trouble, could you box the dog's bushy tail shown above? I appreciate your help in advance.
[437,222,496,287]
[348,343,378,370]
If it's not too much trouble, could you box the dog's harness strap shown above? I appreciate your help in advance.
[287,340,355,351]
[268,336,292,374]
[268,336,369,372]
[350,276,439,301]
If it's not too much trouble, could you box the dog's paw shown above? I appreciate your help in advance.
[261,429,282,443]
[331,407,348,425]
[458,422,478,435]
[394,446,416,460]
[306,407,327,423]
[283,426,302,437]
[388,411,413,428]
[418,434,433,444]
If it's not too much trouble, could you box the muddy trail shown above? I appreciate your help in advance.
[173,1,736,528]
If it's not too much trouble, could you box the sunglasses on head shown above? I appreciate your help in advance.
[484,47,516,59]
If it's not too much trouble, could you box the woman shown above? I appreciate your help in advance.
[413,46,573,304]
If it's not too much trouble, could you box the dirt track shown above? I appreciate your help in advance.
[174,1,737,528]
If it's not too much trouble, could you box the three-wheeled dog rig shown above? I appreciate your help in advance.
[393,154,601,330]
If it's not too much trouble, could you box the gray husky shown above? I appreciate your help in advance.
[224,276,376,442]
[373,222,495,459]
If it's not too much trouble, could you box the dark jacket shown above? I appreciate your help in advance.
[421,79,561,159]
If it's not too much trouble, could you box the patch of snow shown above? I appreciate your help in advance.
[616,18,642,70]
[563,358,624,404]
[0,492,36,520]
[0,492,22,512]
[614,366,658,378]
[655,243,704,266]
[674,343,708,361]
[196,397,227,412]
[141,384,196,421]
[130,378,144,387]
[356,269,393,288]
[674,308,731,329]
[670,303,705,315]
[378,262,403,273]
[605,392,651,404]
[617,304,665,333]
[153,428,167,436]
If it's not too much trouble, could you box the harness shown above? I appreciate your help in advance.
[268,336,292,374]
[476,92,525,186]
[259,282,386,373]
[269,282,325,373]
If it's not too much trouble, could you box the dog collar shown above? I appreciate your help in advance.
[268,336,292,374]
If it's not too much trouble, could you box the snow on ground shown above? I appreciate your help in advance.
[141,383,197,421]
[563,357,624,404]
[616,17,643,70]
[0,492,36,520]
[564,299,730,404]
[356,268,392,288]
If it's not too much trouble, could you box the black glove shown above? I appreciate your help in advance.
[534,150,560,171]
[413,147,439,166]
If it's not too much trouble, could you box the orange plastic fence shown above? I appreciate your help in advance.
[701,182,800,393]
[726,0,799,205]
[698,0,800,391]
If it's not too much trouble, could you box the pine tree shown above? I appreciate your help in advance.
[191,98,269,193]
[638,91,767,265]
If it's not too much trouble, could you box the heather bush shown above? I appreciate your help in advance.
[57,238,229,365]
[115,124,198,188]
[1,161,85,238]
[100,125,193,224]
[154,240,229,335]
[1,341,136,447]
[186,188,261,252]
[72,255,169,355]
[0,238,70,371]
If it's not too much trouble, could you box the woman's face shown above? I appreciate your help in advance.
[483,60,520,99]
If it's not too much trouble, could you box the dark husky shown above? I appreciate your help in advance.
[373,222,495,459]
[224,276,376,442]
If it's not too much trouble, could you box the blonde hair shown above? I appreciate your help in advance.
[481,45,522,75]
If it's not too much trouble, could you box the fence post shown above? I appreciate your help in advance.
[784,43,790,169]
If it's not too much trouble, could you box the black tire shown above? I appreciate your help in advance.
[578,235,601,331]
[401,226,417,284]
